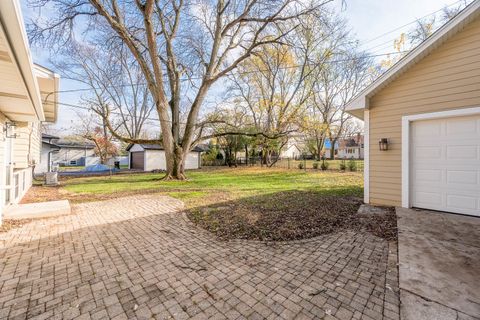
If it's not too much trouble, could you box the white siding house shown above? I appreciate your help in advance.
[0,0,59,224]
[127,144,202,171]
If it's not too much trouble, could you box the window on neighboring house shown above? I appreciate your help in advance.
[70,160,77,166]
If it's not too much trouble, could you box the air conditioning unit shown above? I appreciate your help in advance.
[45,172,59,186]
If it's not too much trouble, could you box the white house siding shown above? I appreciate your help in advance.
[0,113,7,222]
[53,147,95,166]
[185,152,200,169]
[0,115,38,221]
[34,142,57,174]
[12,121,41,169]
[145,150,167,171]
[337,147,364,160]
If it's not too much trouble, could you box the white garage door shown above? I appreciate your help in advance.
[411,114,480,216]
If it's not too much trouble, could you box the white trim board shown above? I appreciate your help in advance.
[401,106,480,208]
[364,110,370,204]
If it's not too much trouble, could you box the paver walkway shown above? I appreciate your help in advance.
[0,195,399,320]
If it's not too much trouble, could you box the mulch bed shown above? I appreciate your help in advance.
[188,191,397,242]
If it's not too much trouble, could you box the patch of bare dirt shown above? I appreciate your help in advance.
[187,191,398,242]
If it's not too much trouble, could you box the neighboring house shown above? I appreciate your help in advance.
[35,135,96,173]
[280,137,308,159]
[35,138,60,174]
[53,140,96,166]
[0,0,59,222]
[337,134,364,159]
[126,144,203,171]
[281,136,337,159]
[346,0,480,217]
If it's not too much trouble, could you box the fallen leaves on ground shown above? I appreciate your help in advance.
[187,191,397,241]
[0,219,32,233]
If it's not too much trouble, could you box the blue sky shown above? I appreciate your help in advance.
[24,0,467,133]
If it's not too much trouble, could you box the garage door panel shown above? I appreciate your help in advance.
[415,169,442,182]
[446,145,477,159]
[414,191,442,206]
[412,121,441,136]
[446,194,478,210]
[411,114,480,216]
[131,152,144,170]
[414,146,442,159]
[447,170,478,184]
[446,117,478,135]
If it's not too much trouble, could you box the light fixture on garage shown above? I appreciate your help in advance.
[379,138,389,151]
[3,122,17,139]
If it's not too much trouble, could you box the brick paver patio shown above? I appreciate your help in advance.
[0,195,399,320]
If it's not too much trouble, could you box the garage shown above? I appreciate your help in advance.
[130,152,144,170]
[409,113,480,216]
[126,144,202,171]
[345,2,480,217]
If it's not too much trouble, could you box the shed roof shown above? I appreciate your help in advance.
[345,0,480,119]
[42,133,60,140]
[126,143,203,152]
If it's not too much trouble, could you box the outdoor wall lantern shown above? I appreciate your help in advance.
[379,138,389,151]
[3,122,18,139]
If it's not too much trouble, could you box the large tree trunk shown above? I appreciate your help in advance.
[163,146,186,180]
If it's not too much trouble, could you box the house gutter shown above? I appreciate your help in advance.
[0,0,45,121]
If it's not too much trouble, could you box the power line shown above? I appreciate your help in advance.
[52,0,470,96]
[357,0,466,49]
[50,1,471,96]
[53,50,408,95]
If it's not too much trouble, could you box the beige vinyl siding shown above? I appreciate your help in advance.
[368,17,480,206]
[12,121,41,169]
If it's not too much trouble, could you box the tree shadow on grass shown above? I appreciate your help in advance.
[187,189,397,242]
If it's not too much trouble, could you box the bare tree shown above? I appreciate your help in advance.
[29,0,329,179]
[409,1,469,46]
[54,41,156,140]
[325,51,371,159]
[74,111,119,164]
[226,12,329,166]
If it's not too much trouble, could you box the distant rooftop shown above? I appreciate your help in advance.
[41,133,60,140]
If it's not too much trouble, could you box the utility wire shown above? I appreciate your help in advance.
[52,50,408,95]
[357,0,466,49]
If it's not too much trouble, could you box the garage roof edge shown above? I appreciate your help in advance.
[345,0,480,117]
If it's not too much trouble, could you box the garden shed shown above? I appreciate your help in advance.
[126,144,202,171]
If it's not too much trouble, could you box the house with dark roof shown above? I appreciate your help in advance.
[126,143,203,171]
[35,134,97,174]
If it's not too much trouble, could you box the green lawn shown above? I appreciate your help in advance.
[26,167,372,241]
[24,167,398,242]
[62,167,363,204]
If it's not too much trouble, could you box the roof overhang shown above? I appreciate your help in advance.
[35,64,60,122]
[345,0,480,120]
[0,0,60,123]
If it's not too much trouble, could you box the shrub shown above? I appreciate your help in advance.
[312,162,319,169]
[339,159,346,171]
[298,162,304,169]
[320,161,329,171]
[348,158,357,171]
